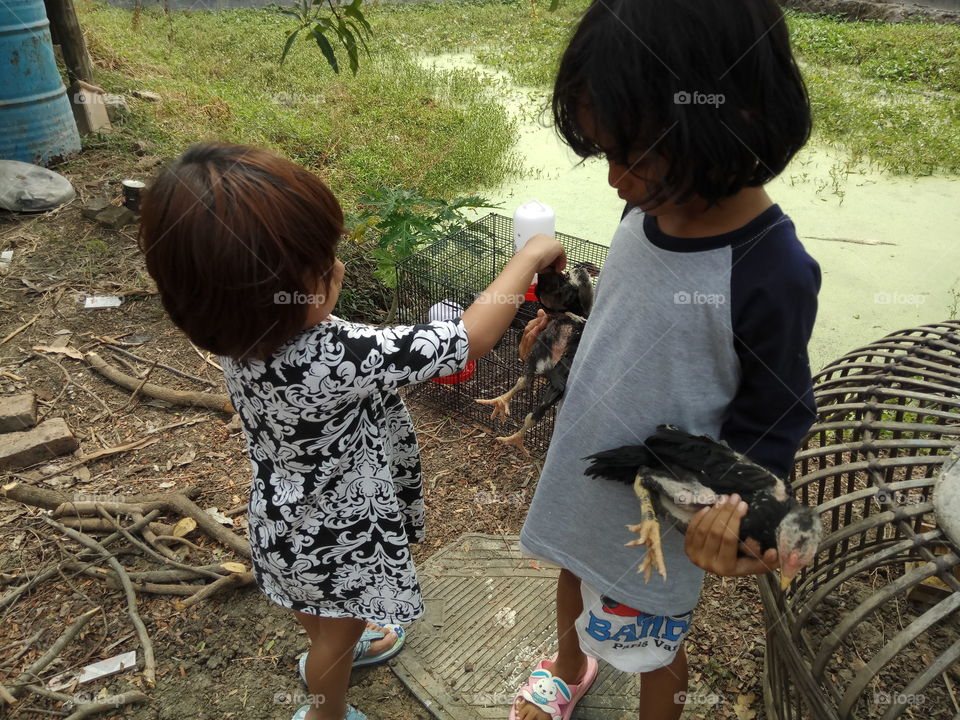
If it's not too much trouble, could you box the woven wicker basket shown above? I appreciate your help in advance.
[760,321,960,720]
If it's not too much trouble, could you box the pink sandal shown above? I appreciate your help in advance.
[508,654,598,719]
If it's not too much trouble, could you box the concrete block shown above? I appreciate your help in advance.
[0,393,37,432]
[94,205,136,229]
[0,418,79,471]
[81,197,112,220]
[69,80,113,136]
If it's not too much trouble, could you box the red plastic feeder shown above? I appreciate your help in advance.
[432,360,476,385]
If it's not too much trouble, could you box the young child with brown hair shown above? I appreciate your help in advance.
[138,142,565,720]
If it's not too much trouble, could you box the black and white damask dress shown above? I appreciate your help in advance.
[220,316,469,624]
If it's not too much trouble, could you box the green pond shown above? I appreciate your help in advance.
[425,53,960,372]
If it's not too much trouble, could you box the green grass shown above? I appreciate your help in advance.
[372,1,960,175]
[77,2,520,205]
[77,0,960,190]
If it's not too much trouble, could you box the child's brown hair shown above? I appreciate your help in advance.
[139,143,343,361]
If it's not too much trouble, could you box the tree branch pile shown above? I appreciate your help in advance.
[0,481,254,717]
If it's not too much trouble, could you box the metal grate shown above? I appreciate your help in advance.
[397,214,608,455]
[760,321,960,720]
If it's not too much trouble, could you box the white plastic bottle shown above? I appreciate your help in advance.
[513,199,555,253]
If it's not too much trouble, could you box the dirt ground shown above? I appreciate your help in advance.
[0,146,772,720]
[1,147,954,720]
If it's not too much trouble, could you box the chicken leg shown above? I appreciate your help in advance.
[496,413,535,454]
[476,376,528,420]
[625,476,667,582]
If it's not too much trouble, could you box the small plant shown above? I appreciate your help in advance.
[275,0,371,74]
[348,188,499,321]
[949,279,960,320]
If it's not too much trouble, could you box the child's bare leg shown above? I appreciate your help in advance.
[295,611,364,720]
[638,646,688,720]
[516,568,588,720]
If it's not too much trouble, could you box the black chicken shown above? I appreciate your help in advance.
[476,262,598,453]
[584,425,822,589]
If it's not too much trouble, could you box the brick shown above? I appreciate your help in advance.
[82,197,112,220]
[94,206,136,230]
[0,418,78,471]
[0,393,37,433]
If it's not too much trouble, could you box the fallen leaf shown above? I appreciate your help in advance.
[205,507,234,526]
[32,344,83,360]
[172,517,197,537]
[734,693,757,720]
[173,449,196,466]
[158,481,175,489]
[220,562,247,574]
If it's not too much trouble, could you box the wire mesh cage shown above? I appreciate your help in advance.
[760,321,960,720]
[396,213,608,455]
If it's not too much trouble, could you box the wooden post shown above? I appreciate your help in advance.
[44,0,95,85]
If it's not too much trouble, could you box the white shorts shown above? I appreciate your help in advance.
[574,581,694,673]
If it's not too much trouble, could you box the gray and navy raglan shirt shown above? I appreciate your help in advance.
[519,205,821,616]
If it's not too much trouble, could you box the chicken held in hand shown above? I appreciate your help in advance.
[584,424,822,589]
[476,262,597,453]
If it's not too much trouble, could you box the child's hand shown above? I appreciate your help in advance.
[520,234,566,273]
[684,494,779,577]
[519,310,549,361]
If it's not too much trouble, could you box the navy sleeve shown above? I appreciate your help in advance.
[720,225,821,480]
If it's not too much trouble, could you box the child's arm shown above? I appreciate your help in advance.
[461,234,565,362]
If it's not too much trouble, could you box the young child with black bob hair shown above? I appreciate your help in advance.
[138,143,565,720]
[511,0,821,719]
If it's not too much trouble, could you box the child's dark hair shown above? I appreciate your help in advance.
[553,0,811,205]
[139,143,343,361]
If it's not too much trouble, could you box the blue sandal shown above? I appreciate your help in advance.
[298,624,405,685]
[291,705,366,720]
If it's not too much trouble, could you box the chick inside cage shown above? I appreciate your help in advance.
[396,213,608,455]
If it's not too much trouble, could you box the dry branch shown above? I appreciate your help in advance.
[41,518,156,687]
[4,607,99,707]
[63,689,149,720]
[181,571,254,609]
[4,479,249,560]
[85,352,233,412]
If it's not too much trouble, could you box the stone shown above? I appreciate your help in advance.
[81,197,112,220]
[0,160,76,213]
[103,93,129,123]
[0,418,79,471]
[69,80,113,135]
[132,90,162,102]
[94,205,136,229]
[0,393,37,432]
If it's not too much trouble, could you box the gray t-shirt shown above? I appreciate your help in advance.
[520,206,820,615]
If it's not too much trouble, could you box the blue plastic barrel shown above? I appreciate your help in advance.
[0,0,81,165]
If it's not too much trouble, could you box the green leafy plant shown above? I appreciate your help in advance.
[275,0,371,74]
[349,188,499,320]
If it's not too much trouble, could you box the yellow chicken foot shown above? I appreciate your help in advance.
[476,376,528,421]
[496,413,534,455]
[625,476,667,582]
